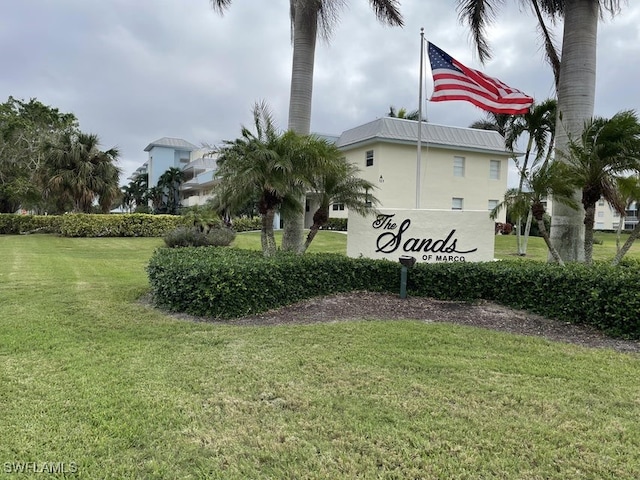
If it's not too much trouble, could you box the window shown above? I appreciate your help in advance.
[489,160,501,179]
[597,211,604,218]
[598,198,605,206]
[332,203,345,211]
[452,197,463,210]
[365,150,374,167]
[453,156,465,177]
[613,211,620,217]
[488,199,499,212]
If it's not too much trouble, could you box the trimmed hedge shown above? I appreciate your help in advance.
[321,218,348,231]
[0,214,62,234]
[0,213,189,237]
[59,214,189,237]
[147,248,398,319]
[147,249,640,339]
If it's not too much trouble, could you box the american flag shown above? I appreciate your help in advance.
[427,42,533,115]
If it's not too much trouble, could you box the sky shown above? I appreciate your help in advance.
[2,1,640,186]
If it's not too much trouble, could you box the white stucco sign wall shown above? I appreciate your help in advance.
[347,209,495,263]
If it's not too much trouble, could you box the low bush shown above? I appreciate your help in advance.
[321,218,348,231]
[0,214,62,234]
[230,217,262,232]
[148,249,640,339]
[163,227,235,248]
[147,248,397,318]
[59,214,189,237]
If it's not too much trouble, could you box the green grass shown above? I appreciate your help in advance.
[232,229,348,254]
[1,235,640,479]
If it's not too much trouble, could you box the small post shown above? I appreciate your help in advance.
[400,265,409,299]
[399,256,417,299]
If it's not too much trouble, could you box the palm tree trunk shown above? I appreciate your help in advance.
[301,221,321,254]
[522,208,533,254]
[537,215,564,266]
[516,137,534,255]
[583,203,596,265]
[261,209,277,257]
[616,214,625,252]
[282,1,317,253]
[611,221,640,266]
[549,0,598,263]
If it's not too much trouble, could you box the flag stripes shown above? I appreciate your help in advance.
[427,42,533,115]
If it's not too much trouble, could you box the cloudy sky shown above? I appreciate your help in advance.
[3,1,640,185]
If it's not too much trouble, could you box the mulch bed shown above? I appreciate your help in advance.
[154,292,640,354]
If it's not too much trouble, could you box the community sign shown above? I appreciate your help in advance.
[347,209,495,263]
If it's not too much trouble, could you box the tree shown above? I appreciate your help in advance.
[611,174,640,266]
[212,102,308,256]
[157,167,185,215]
[43,132,121,213]
[505,99,557,255]
[491,160,578,265]
[469,112,512,137]
[0,96,77,212]
[387,106,424,121]
[457,0,624,262]
[562,110,640,265]
[302,148,378,252]
[210,0,404,252]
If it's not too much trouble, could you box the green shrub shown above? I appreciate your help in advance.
[230,217,261,232]
[0,214,62,234]
[321,218,348,231]
[147,248,398,318]
[148,249,640,339]
[164,227,236,248]
[59,213,189,237]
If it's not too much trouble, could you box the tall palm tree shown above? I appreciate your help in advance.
[505,99,557,255]
[210,0,404,252]
[562,110,640,265]
[457,0,624,262]
[212,102,308,256]
[302,153,379,253]
[44,132,121,213]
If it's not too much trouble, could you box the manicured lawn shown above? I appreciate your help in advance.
[1,235,639,479]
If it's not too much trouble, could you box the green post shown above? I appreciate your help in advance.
[400,265,408,299]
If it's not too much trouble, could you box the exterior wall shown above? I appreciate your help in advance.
[340,142,508,223]
[546,197,636,231]
[148,146,176,187]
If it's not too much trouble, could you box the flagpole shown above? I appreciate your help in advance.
[416,28,424,209]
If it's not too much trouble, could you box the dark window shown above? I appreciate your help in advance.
[366,150,374,167]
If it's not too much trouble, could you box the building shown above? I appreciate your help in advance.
[134,137,218,207]
[134,119,515,225]
[321,117,512,225]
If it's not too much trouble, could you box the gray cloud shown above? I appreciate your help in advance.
[3,1,639,183]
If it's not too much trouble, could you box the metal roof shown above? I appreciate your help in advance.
[144,137,198,152]
[336,117,513,156]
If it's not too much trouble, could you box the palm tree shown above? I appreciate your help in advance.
[302,153,379,253]
[210,0,404,253]
[388,106,423,121]
[562,110,640,265]
[457,0,624,262]
[469,112,513,137]
[158,167,185,215]
[212,102,308,256]
[611,175,640,266]
[491,160,578,265]
[44,132,121,213]
[505,99,557,255]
